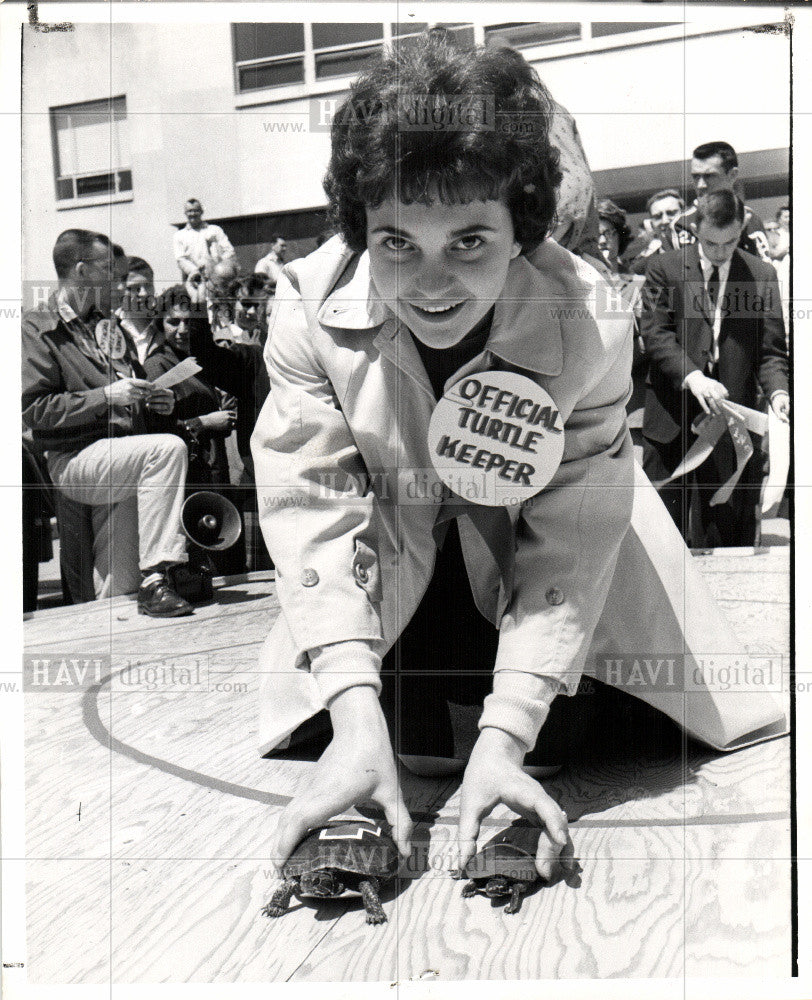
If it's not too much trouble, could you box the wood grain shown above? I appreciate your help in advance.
[22,552,791,982]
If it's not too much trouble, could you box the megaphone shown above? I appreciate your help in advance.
[181,491,242,551]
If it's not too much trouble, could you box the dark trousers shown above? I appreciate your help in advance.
[643,431,760,548]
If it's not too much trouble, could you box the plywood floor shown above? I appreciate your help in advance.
[20,545,791,984]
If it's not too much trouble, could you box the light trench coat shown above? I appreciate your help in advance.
[251,237,786,756]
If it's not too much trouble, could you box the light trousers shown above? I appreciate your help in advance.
[49,434,188,599]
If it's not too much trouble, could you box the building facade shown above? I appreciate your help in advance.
[22,14,790,287]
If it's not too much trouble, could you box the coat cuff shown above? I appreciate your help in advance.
[308,640,382,707]
[478,673,563,753]
[88,386,110,414]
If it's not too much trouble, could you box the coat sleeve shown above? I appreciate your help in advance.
[757,264,789,398]
[250,269,385,665]
[21,324,108,433]
[641,256,700,390]
[493,320,635,700]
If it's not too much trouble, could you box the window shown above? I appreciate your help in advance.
[231,21,694,98]
[51,96,131,201]
[391,22,475,52]
[233,23,306,91]
[233,22,379,92]
[484,23,582,48]
[232,23,476,94]
[590,22,681,38]
[312,23,384,81]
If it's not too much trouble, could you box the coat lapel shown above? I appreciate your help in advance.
[315,246,568,624]
[317,248,566,390]
[718,250,748,350]
[682,244,714,363]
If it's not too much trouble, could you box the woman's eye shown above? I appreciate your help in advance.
[453,235,484,251]
[383,236,411,252]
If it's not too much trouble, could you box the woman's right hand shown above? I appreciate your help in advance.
[269,687,412,874]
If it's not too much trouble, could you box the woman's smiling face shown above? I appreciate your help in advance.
[366,196,521,349]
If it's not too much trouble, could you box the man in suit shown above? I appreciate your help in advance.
[641,190,790,547]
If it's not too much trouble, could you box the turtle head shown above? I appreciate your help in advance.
[300,869,344,898]
[484,875,511,898]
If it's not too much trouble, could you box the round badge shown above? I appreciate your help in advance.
[95,319,126,360]
[427,371,565,506]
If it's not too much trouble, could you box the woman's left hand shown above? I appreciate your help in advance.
[457,727,575,881]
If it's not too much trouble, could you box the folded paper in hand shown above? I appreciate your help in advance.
[150,357,202,390]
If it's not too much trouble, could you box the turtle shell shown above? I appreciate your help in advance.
[464,827,540,883]
[284,820,400,879]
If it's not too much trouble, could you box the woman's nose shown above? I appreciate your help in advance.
[409,265,459,298]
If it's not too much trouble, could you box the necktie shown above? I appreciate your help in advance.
[707,265,720,365]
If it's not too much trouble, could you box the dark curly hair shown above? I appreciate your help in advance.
[324,29,563,255]
[157,284,197,319]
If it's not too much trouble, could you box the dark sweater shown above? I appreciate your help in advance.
[187,318,269,463]
[143,342,231,488]
[380,315,500,754]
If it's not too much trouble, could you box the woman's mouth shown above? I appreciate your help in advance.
[409,300,465,320]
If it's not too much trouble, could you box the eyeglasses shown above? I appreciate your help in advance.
[81,256,114,272]
[165,316,190,328]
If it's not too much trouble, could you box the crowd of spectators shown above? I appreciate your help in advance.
[587,141,791,549]
[21,204,285,613]
[22,135,792,612]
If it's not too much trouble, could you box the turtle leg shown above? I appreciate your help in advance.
[262,878,297,918]
[461,881,479,899]
[504,882,526,915]
[358,878,386,924]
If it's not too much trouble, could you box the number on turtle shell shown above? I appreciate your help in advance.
[461,827,541,915]
[263,820,400,924]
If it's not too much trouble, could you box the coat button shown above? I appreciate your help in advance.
[301,568,319,587]
[545,587,564,606]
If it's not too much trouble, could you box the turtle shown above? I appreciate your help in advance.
[460,826,542,914]
[262,819,400,924]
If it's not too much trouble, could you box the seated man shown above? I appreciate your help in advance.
[22,228,193,616]
[116,255,160,365]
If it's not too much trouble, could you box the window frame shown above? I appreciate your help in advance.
[50,95,133,207]
[232,18,780,108]
[232,22,392,94]
[232,22,470,104]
